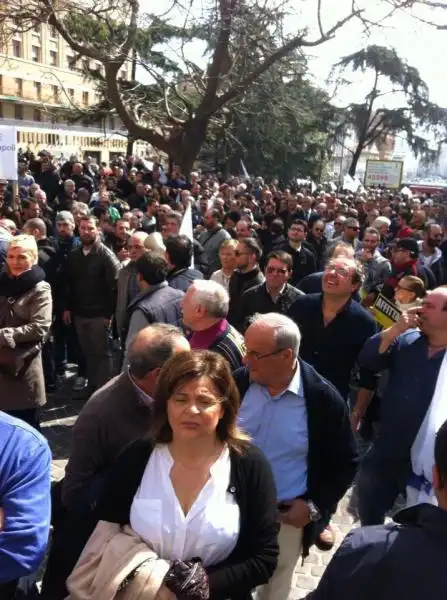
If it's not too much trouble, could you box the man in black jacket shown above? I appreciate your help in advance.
[237,250,303,332]
[276,220,317,286]
[235,313,357,600]
[227,237,264,330]
[123,252,184,360]
[63,215,120,392]
[311,419,447,600]
[165,234,203,292]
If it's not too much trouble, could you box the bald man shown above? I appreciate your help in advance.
[356,287,447,526]
[62,324,190,509]
[116,230,149,340]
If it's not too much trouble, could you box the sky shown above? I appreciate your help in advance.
[143,0,447,169]
[145,0,447,106]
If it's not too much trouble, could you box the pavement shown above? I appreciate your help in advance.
[41,382,359,599]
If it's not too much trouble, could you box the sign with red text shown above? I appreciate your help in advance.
[364,160,404,189]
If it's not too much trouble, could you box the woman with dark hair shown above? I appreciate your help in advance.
[79,350,279,600]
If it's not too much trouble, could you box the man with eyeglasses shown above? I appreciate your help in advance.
[115,231,149,343]
[227,238,264,330]
[287,256,377,550]
[234,313,357,600]
[236,251,303,332]
[276,219,317,286]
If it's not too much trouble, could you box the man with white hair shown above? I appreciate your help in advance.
[182,280,245,371]
[234,313,357,600]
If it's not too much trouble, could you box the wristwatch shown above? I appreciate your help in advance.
[307,500,321,522]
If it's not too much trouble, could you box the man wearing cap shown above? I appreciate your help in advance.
[53,212,85,390]
[381,238,436,299]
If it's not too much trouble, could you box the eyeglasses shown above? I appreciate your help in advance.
[169,395,223,412]
[266,266,288,275]
[245,348,284,360]
[326,265,351,277]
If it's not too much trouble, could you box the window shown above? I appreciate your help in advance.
[34,81,42,99]
[14,104,23,120]
[33,108,42,122]
[120,70,127,81]
[68,88,75,101]
[49,50,58,66]
[82,59,89,72]
[31,45,41,62]
[52,85,59,102]
[82,91,89,105]
[108,115,115,130]
[66,54,74,69]
[12,39,22,58]
[32,23,41,34]
[49,25,58,38]
[15,78,23,96]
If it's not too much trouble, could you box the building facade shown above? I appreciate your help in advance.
[0,21,150,162]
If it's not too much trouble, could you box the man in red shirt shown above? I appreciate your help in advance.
[396,210,414,239]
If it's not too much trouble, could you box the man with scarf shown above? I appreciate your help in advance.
[381,238,435,300]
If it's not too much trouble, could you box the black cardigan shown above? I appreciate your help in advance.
[93,441,279,600]
[233,360,359,556]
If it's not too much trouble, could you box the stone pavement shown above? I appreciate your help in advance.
[41,386,358,599]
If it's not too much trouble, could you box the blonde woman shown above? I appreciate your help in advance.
[0,234,52,429]
[210,239,238,291]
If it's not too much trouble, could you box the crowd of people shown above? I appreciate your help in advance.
[1,149,447,600]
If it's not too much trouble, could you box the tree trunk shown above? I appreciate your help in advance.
[348,145,363,177]
[126,136,134,157]
[170,118,209,177]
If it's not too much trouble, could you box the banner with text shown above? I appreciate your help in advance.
[364,160,404,189]
[0,126,17,180]
[370,293,401,329]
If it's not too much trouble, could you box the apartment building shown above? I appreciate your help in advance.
[0,22,149,162]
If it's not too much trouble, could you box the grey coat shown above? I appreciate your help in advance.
[197,226,231,277]
[0,280,52,410]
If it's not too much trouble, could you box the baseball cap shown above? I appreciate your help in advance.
[56,211,75,225]
[395,237,419,258]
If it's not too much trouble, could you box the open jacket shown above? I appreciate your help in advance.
[59,442,278,600]
[233,360,358,557]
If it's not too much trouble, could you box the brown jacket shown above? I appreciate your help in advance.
[0,280,52,411]
[62,372,153,509]
[66,520,170,600]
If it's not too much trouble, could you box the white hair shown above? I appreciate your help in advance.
[372,216,391,229]
[250,313,301,359]
[191,280,229,319]
[144,232,165,253]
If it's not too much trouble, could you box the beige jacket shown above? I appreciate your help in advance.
[66,521,171,600]
[0,280,52,410]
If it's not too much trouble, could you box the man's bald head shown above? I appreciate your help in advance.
[128,324,190,381]
[419,286,447,338]
[128,231,149,262]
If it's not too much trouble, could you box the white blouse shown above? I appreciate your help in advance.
[130,444,240,567]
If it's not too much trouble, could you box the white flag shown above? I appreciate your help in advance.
[240,160,250,181]
[180,201,194,268]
